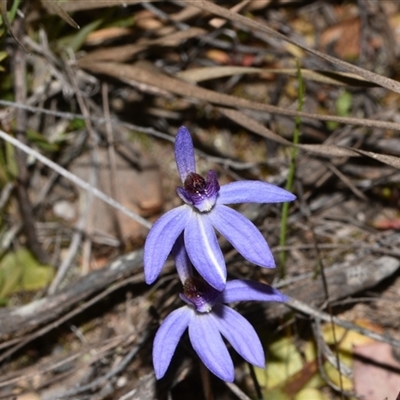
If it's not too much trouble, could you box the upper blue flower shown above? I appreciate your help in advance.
[152,242,288,382]
[144,126,296,290]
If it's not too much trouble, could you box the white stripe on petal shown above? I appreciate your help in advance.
[185,211,226,290]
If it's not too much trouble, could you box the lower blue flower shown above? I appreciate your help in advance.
[152,276,288,382]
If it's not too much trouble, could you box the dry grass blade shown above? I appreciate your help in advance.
[177,66,262,83]
[187,1,400,94]
[217,106,293,147]
[53,0,157,12]
[41,0,79,29]
[79,27,207,62]
[350,148,400,170]
[178,67,374,87]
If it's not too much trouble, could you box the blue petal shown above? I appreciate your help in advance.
[175,126,196,182]
[207,205,275,268]
[189,313,234,382]
[153,306,194,379]
[218,280,288,303]
[172,234,193,283]
[217,181,296,205]
[144,205,191,284]
[185,211,226,290]
[211,304,265,368]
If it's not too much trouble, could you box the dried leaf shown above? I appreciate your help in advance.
[320,17,361,59]
[371,217,400,230]
[354,342,400,400]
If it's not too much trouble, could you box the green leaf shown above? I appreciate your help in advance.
[60,18,103,52]
[27,129,60,152]
[255,336,304,388]
[294,388,330,400]
[0,0,21,26]
[0,50,8,61]
[0,249,54,299]
[0,251,24,298]
[5,140,18,179]
[336,90,353,117]
[262,388,288,400]
[21,258,54,291]
[69,118,86,130]
[0,50,8,71]
[0,145,9,183]
[328,90,353,130]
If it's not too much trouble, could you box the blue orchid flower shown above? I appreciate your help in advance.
[144,126,296,290]
[153,240,288,382]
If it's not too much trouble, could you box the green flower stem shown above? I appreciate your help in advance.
[279,62,304,277]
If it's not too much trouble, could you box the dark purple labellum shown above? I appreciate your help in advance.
[184,173,207,196]
[183,276,209,300]
[183,276,221,313]
[178,171,220,212]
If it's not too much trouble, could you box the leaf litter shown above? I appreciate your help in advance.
[0,1,400,399]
